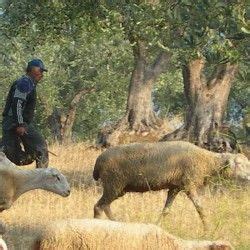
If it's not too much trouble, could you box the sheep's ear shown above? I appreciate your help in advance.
[0,151,5,157]
[44,168,54,175]
[50,168,59,176]
[43,168,50,175]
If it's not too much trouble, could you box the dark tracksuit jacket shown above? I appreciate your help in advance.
[2,75,36,129]
[2,75,48,167]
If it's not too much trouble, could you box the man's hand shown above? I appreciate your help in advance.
[16,126,27,136]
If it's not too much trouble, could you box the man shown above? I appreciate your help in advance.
[2,59,49,168]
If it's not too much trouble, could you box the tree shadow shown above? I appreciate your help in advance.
[3,223,42,250]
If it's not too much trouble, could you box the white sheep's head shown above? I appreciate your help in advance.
[223,153,250,181]
[42,168,71,197]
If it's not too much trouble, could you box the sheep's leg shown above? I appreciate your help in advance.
[156,188,179,224]
[186,189,208,231]
[94,197,117,220]
[162,188,180,216]
[94,185,123,220]
[103,205,115,220]
[94,195,106,219]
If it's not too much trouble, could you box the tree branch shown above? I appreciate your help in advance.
[70,87,96,107]
[61,86,96,143]
[207,63,238,90]
[146,51,172,82]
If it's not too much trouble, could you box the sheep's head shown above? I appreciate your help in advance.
[223,153,250,181]
[42,168,71,197]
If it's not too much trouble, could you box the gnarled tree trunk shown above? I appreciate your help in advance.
[48,87,95,144]
[161,59,238,151]
[98,41,171,147]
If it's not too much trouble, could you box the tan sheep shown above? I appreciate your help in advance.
[93,141,250,229]
[36,219,233,250]
[0,152,70,233]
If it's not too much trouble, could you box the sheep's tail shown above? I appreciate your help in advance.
[93,155,105,181]
[93,158,101,181]
[93,167,100,181]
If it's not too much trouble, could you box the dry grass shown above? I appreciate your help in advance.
[1,143,250,250]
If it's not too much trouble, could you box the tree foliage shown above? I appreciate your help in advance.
[0,0,248,142]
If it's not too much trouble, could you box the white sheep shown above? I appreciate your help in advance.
[0,152,70,234]
[93,141,250,229]
[36,219,233,250]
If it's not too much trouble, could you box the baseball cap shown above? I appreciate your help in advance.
[27,59,48,72]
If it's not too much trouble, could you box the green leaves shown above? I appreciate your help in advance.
[161,0,248,64]
[0,0,248,140]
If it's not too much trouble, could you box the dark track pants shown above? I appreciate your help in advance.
[2,124,48,168]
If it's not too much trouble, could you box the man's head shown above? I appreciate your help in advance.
[26,59,47,82]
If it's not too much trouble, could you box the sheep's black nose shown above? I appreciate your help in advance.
[63,189,71,197]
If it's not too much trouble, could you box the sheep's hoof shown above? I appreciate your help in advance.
[94,206,103,219]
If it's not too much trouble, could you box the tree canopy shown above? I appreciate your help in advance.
[0,0,248,144]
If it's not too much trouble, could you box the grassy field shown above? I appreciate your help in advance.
[1,143,250,250]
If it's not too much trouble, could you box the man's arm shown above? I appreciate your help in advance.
[11,78,33,134]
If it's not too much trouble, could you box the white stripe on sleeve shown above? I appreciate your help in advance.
[17,99,24,124]
[14,88,28,100]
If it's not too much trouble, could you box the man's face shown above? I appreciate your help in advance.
[29,66,44,82]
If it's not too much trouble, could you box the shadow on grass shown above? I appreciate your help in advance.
[62,169,101,191]
[4,224,42,250]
